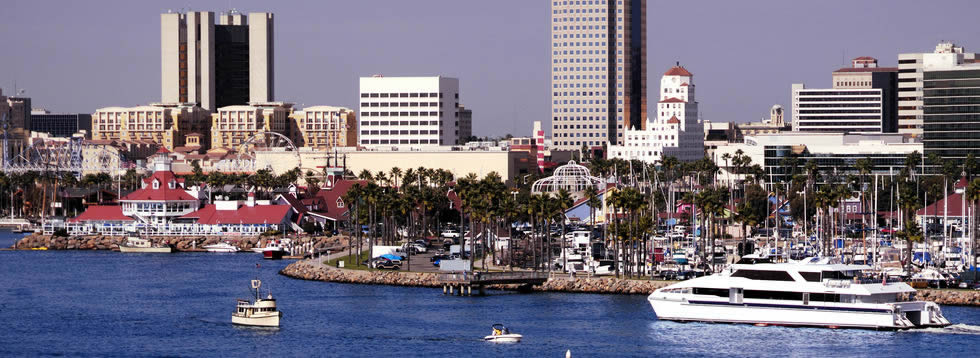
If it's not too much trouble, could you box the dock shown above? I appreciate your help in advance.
[436,271,549,296]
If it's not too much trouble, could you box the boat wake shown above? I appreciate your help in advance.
[909,324,980,335]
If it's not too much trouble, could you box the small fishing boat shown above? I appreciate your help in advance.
[483,323,522,343]
[118,236,172,253]
[232,279,282,327]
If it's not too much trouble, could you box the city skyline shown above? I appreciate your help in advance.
[2,0,978,137]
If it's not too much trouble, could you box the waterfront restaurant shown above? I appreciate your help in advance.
[45,149,294,236]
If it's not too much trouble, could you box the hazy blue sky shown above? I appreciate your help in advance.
[2,0,978,137]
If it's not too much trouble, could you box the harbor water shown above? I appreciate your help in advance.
[1,230,979,357]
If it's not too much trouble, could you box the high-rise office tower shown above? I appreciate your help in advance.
[898,42,976,137]
[161,10,274,112]
[550,0,646,152]
[922,50,980,162]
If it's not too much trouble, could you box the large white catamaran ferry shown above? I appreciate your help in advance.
[648,256,951,330]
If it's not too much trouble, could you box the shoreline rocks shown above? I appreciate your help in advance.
[12,233,349,253]
[279,260,980,306]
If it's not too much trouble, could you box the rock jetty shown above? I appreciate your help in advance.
[12,233,349,253]
[280,260,980,306]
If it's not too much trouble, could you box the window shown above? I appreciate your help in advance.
[693,288,729,297]
[800,272,821,282]
[336,198,344,208]
[731,270,795,281]
[744,290,804,301]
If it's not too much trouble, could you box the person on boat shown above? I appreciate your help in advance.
[493,328,502,336]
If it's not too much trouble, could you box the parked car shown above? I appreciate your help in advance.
[374,259,401,270]
[432,259,442,267]
[430,254,450,263]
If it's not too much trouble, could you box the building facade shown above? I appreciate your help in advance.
[792,57,897,133]
[289,106,357,149]
[91,103,210,151]
[358,76,461,147]
[161,10,274,111]
[608,65,703,163]
[458,105,472,142]
[922,55,980,162]
[898,42,976,137]
[30,110,92,138]
[210,102,292,150]
[550,0,646,150]
[1,89,32,144]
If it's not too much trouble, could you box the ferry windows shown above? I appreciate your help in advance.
[692,288,729,297]
[800,272,822,282]
[743,290,803,301]
[809,293,841,302]
[821,271,857,280]
[731,270,795,281]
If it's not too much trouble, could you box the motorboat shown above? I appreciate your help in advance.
[483,324,521,343]
[252,239,288,260]
[909,268,956,289]
[203,242,240,253]
[647,256,951,330]
[232,279,282,327]
[118,236,172,253]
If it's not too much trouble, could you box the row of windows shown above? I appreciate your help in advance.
[361,102,441,108]
[361,130,440,136]
[923,114,980,122]
[924,88,980,97]
[923,105,980,114]
[690,288,847,302]
[362,111,444,117]
[796,115,881,120]
[796,97,880,102]
[555,140,612,146]
[798,109,882,114]
[923,97,980,106]
[797,103,881,108]
[362,139,440,145]
[360,92,444,98]
[553,116,611,121]
[557,124,608,129]
[798,91,880,96]
[924,79,980,88]
[555,132,607,138]
[362,120,441,126]
[731,270,794,281]
[923,70,980,81]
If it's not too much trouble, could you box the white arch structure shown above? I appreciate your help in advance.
[531,160,603,193]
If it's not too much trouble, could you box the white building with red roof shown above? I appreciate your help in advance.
[52,148,294,236]
[608,64,704,163]
[119,148,201,224]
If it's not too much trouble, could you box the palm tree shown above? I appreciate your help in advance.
[584,185,600,229]
[966,178,980,268]
[555,188,574,271]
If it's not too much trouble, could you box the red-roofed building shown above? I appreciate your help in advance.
[67,205,134,223]
[179,202,291,227]
[664,66,693,76]
[119,150,200,224]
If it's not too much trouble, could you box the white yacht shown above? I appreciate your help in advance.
[647,257,951,330]
[203,242,240,253]
[232,279,281,327]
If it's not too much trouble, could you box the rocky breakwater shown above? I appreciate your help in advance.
[918,289,980,306]
[280,260,441,288]
[280,261,980,306]
[13,233,350,253]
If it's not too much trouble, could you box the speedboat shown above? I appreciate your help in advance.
[252,239,287,259]
[203,242,240,253]
[483,324,521,343]
[647,256,951,330]
[118,236,172,253]
[232,279,282,327]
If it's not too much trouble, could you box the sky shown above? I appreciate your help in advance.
[2,0,979,137]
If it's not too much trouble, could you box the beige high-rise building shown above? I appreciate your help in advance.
[289,106,358,149]
[210,102,291,150]
[897,42,976,137]
[161,10,274,112]
[551,0,646,151]
[91,103,210,151]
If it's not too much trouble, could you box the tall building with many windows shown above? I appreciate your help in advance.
[898,42,976,137]
[550,0,645,151]
[358,76,461,147]
[792,57,897,133]
[161,10,274,112]
[922,53,980,162]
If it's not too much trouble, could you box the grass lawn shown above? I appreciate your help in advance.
[325,250,374,271]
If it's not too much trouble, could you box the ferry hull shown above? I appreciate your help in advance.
[232,312,281,327]
[648,295,949,330]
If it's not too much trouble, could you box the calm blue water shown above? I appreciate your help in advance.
[1,230,979,357]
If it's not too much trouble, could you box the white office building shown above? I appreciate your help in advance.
[608,65,703,163]
[898,42,976,137]
[358,76,461,147]
[792,57,897,133]
[550,0,646,151]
